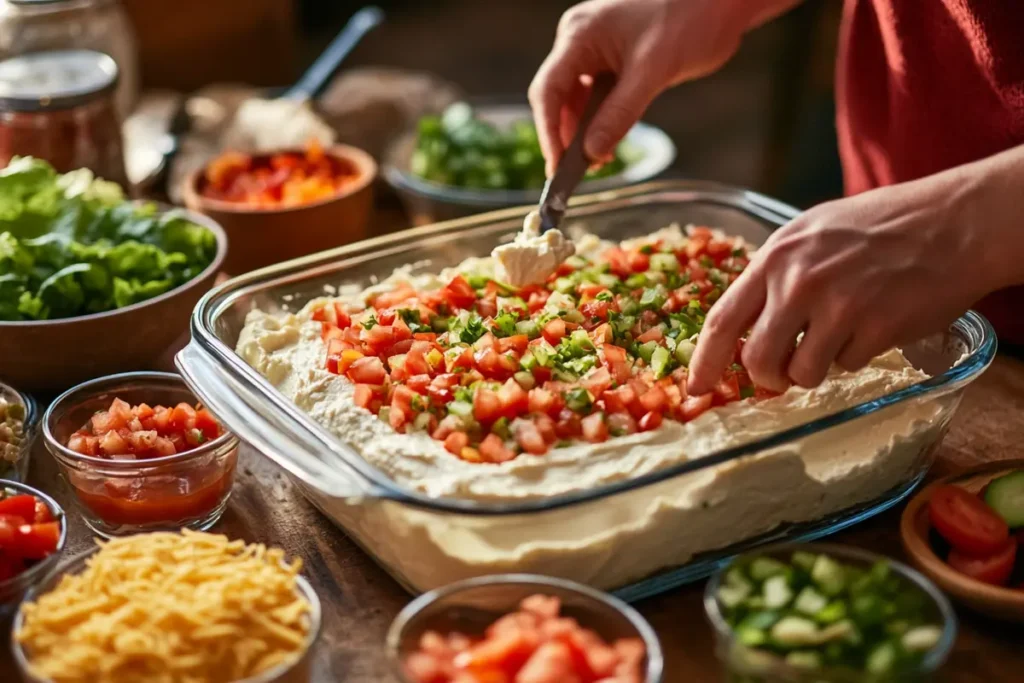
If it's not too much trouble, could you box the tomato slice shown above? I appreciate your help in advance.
[929,485,1009,555]
[34,499,54,524]
[948,538,1017,586]
[0,494,36,520]
[10,522,60,560]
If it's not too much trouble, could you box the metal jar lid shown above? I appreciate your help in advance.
[0,49,119,112]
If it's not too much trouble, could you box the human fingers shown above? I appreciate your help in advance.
[740,295,807,394]
[559,77,591,151]
[582,61,661,162]
[835,319,894,373]
[787,316,853,388]
[687,268,766,395]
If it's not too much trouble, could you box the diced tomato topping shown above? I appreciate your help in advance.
[636,327,663,343]
[515,420,548,455]
[442,274,477,309]
[404,594,646,682]
[580,413,608,443]
[681,393,714,421]
[68,398,222,459]
[639,411,663,432]
[542,319,567,345]
[479,434,516,463]
[348,356,387,384]
[474,388,504,424]
[498,379,530,418]
[497,334,529,355]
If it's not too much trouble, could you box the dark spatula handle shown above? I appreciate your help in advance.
[283,6,385,100]
[538,72,617,233]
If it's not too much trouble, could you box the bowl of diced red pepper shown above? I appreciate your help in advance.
[388,574,663,683]
[0,480,65,612]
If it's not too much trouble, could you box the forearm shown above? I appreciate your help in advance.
[946,143,1024,292]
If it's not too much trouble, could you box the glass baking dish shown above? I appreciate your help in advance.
[176,180,996,602]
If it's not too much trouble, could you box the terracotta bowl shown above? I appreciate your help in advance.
[183,144,377,276]
[901,459,1024,622]
[0,209,226,397]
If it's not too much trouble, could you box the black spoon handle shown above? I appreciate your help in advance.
[283,6,385,100]
[538,72,617,233]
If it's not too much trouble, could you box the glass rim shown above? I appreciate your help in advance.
[386,573,664,683]
[181,179,997,516]
[43,371,238,469]
[10,543,323,683]
[702,541,959,679]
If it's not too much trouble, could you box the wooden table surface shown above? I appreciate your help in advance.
[5,352,1024,682]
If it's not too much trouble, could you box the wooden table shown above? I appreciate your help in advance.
[5,353,1024,682]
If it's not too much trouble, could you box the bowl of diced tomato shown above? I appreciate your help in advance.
[901,459,1024,622]
[0,480,65,613]
[42,372,238,538]
[388,574,663,683]
[182,140,377,276]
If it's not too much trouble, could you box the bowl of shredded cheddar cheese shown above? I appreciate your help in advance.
[11,530,322,683]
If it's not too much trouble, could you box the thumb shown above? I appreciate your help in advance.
[583,65,659,162]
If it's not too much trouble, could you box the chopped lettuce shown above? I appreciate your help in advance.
[0,157,216,320]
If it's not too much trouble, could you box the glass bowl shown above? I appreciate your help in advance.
[703,543,958,683]
[0,479,67,615]
[0,379,39,481]
[387,573,664,682]
[42,372,239,537]
[11,545,323,683]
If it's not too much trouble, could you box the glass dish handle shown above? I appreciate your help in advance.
[176,342,386,500]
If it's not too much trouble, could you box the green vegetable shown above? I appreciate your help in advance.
[716,550,945,678]
[449,310,487,344]
[563,387,592,413]
[411,103,633,190]
[515,319,540,339]
[448,400,473,418]
[638,287,666,311]
[983,470,1024,527]
[650,345,672,379]
[674,339,696,366]
[649,252,679,272]
[0,158,216,321]
[491,309,520,337]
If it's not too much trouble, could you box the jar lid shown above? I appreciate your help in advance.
[0,49,119,112]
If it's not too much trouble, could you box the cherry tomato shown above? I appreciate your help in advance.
[929,485,1009,555]
[948,538,1017,586]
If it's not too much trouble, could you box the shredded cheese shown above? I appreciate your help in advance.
[16,530,313,683]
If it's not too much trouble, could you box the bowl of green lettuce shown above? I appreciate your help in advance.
[0,157,226,394]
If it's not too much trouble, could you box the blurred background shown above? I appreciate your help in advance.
[119,0,844,207]
[0,0,847,234]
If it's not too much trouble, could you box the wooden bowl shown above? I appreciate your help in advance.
[900,459,1024,621]
[0,210,226,397]
[182,144,377,275]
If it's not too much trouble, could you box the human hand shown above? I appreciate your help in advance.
[687,176,1004,394]
[528,0,747,174]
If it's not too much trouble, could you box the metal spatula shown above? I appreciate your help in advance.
[537,72,617,233]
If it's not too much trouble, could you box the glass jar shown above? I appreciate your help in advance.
[0,49,127,185]
[0,0,138,118]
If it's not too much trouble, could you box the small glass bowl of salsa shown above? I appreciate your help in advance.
[42,372,239,537]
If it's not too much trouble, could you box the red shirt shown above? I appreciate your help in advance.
[836,0,1024,344]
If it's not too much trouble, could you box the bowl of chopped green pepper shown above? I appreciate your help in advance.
[704,543,957,682]
[0,157,226,394]
[383,102,675,224]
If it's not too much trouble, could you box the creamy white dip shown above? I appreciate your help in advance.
[225,97,337,152]
[491,211,575,287]
[235,224,950,591]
